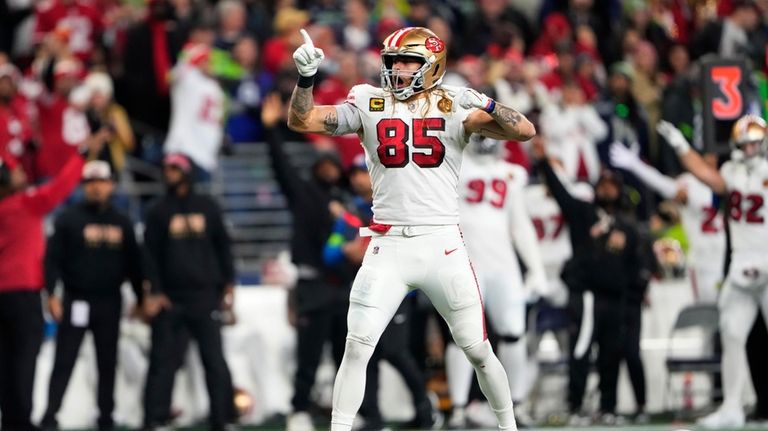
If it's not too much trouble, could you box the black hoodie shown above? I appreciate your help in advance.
[264,125,350,311]
[45,201,143,298]
[539,160,644,301]
[144,191,234,301]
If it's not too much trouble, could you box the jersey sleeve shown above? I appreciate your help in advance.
[333,86,363,136]
[442,85,475,149]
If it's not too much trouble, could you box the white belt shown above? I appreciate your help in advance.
[359,225,452,238]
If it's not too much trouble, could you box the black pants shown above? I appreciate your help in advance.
[363,300,433,425]
[748,311,768,418]
[143,299,232,430]
[0,291,44,431]
[568,293,623,414]
[291,297,348,412]
[41,294,122,429]
[622,302,646,411]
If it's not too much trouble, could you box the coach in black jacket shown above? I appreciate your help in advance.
[142,153,235,431]
[41,161,143,431]
[261,94,360,426]
[532,139,647,423]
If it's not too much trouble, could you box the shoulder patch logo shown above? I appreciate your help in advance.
[369,98,385,111]
[438,96,452,113]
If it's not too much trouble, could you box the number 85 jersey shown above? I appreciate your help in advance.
[334,84,476,225]
[721,158,768,261]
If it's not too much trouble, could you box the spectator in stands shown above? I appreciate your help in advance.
[658,45,694,175]
[0,130,105,431]
[222,35,274,144]
[81,71,135,177]
[214,0,248,52]
[40,160,143,431]
[0,3,33,57]
[539,41,599,101]
[692,0,761,59]
[341,0,374,52]
[530,12,573,59]
[31,40,91,180]
[595,62,649,160]
[532,139,647,426]
[539,80,607,183]
[262,7,310,74]
[629,41,663,160]
[33,0,104,64]
[142,152,236,431]
[0,63,35,181]
[119,0,187,135]
[260,93,351,431]
[163,43,225,183]
[491,50,544,116]
[462,0,533,57]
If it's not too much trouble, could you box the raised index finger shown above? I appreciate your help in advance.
[300,28,314,49]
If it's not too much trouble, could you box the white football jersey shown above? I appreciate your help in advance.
[458,155,527,273]
[334,84,474,225]
[164,64,225,171]
[721,158,768,261]
[524,184,572,275]
[676,173,726,267]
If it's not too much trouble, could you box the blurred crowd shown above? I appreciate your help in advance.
[2,0,768,429]
[0,0,767,185]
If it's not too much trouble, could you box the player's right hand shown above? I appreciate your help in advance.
[609,141,640,170]
[657,120,691,155]
[293,29,324,77]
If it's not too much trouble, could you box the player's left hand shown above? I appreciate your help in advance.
[451,88,494,112]
[525,272,549,297]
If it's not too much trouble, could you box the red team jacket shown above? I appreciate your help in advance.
[0,154,84,292]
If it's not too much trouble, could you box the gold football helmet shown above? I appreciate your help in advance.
[730,114,767,163]
[380,27,448,100]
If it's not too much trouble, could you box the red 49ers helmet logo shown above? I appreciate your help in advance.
[425,36,445,53]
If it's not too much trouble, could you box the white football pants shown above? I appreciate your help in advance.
[330,225,516,430]
[717,279,768,413]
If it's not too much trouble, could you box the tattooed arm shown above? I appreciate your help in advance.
[463,101,536,141]
[286,85,342,135]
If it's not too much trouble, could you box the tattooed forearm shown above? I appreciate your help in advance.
[484,101,536,140]
[290,86,313,115]
[490,103,522,126]
[323,112,338,133]
[287,86,314,131]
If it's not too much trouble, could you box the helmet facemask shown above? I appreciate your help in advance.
[381,53,432,101]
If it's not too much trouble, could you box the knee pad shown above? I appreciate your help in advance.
[344,336,376,363]
[462,340,493,367]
